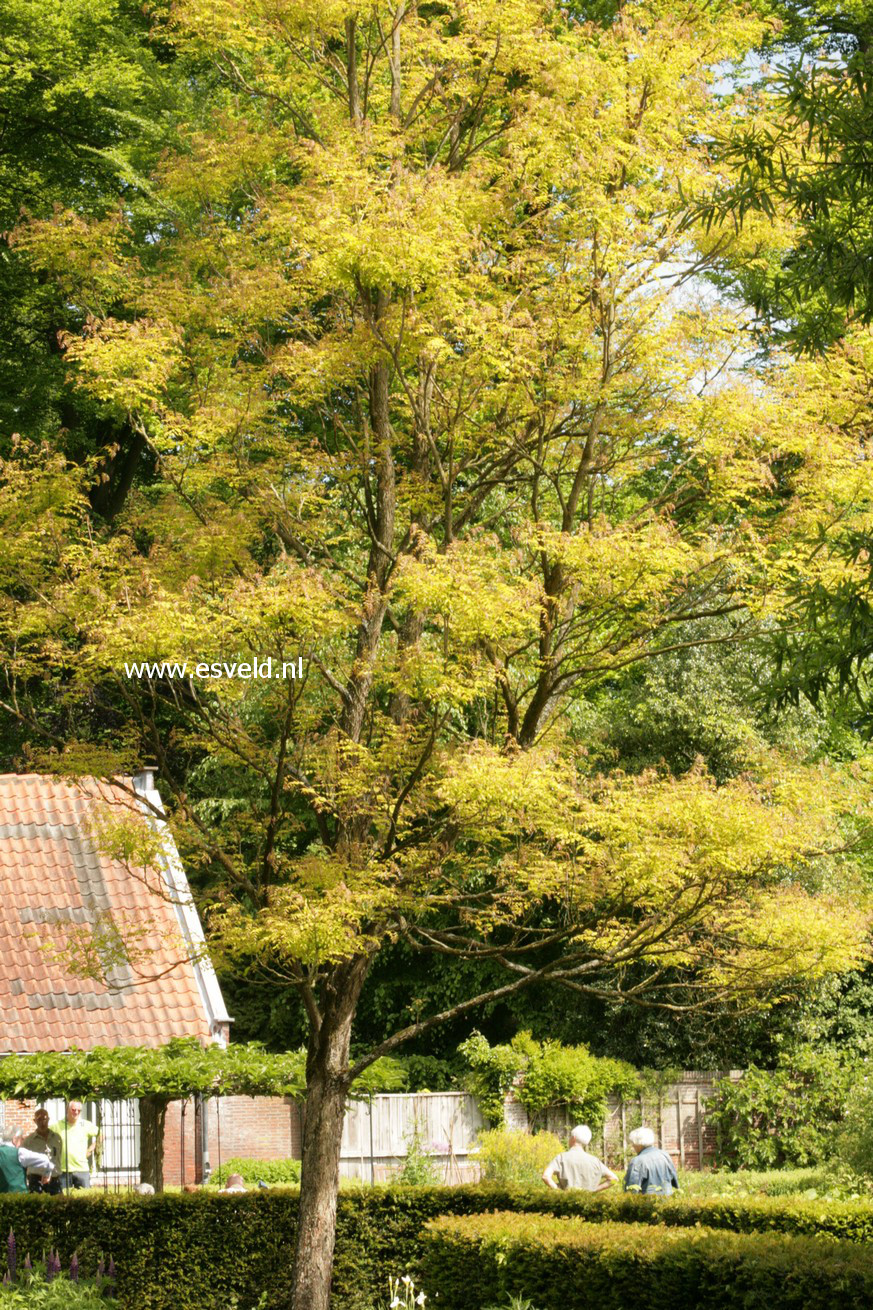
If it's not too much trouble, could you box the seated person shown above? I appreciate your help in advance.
[0,1127,54,1194]
[220,1172,247,1193]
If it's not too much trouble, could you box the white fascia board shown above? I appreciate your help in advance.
[132,773,232,1042]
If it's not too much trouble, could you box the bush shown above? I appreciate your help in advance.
[679,1166,865,1201]
[208,1157,301,1188]
[5,1183,873,1310]
[394,1126,441,1186]
[475,1130,564,1187]
[837,1082,873,1182]
[459,1031,638,1128]
[0,1274,109,1309]
[707,1046,856,1169]
[421,1211,873,1310]
[2,1236,113,1309]
[401,1055,459,1093]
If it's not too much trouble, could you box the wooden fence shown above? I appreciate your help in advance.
[338,1091,484,1182]
[515,1070,737,1170]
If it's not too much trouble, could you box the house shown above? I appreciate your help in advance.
[0,769,231,1053]
[0,769,234,1183]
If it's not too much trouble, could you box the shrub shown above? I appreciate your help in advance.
[837,1082,873,1182]
[401,1055,459,1093]
[459,1031,637,1128]
[2,1234,113,1309]
[707,1046,856,1169]
[208,1157,301,1188]
[679,1166,866,1201]
[5,1183,873,1310]
[394,1125,441,1186]
[421,1211,873,1310]
[475,1130,564,1187]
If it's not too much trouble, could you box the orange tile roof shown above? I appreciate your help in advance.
[0,774,216,1052]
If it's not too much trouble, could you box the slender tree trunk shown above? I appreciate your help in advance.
[290,1064,350,1310]
[139,1094,169,1192]
[290,957,370,1310]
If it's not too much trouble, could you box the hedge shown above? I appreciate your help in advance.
[421,1211,873,1310]
[4,1186,873,1310]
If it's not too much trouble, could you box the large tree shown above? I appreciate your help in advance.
[3,2,873,1307]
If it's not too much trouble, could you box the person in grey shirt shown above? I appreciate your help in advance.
[623,1126,680,1196]
[542,1124,618,1191]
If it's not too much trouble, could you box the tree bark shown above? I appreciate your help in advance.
[290,957,370,1310]
[139,1094,169,1192]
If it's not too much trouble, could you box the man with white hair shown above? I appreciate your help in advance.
[623,1126,679,1196]
[0,1126,55,1194]
[542,1124,618,1192]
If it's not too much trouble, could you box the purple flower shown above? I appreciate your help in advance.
[108,1256,117,1284]
[23,1255,32,1275]
[69,1253,79,1283]
[45,1252,56,1284]
[7,1228,16,1281]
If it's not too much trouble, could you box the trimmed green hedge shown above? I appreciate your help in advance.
[4,1186,873,1310]
[422,1211,873,1310]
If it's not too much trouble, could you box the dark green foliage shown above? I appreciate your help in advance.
[691,3,873,352]
[4,1186,873,1310]
[421,1211,873,1310]
[707,1046,857,1169]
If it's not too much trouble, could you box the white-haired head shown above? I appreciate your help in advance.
[629,1126,655,1150]
[569,1124,592,1146]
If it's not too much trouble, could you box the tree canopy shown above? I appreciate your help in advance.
[2,0,873,1305]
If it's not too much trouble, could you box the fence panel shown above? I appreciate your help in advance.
[339,1092,483,1183]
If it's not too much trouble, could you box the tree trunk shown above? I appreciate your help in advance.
[290,957,369,1310]
[290,1065,349,1310]
[139,1095,169,1192]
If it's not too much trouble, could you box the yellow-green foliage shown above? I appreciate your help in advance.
[460,1032,638,1129]
[475,1130,564,1187]
[422,1211,873,1310]
[3,0,873,1142]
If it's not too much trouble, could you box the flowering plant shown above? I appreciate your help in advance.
[386,1273,426,1308]
[2,1229,115,1306]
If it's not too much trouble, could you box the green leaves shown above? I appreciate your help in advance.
[459,1031,637,1128]
[0,1039,307,1101]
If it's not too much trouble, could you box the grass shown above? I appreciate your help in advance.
[677,1165,869,1201]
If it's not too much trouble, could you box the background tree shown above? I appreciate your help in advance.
[3,2,873,1307]
[693,1,873,351]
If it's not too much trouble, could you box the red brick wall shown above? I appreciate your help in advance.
[162,1096,302,1185]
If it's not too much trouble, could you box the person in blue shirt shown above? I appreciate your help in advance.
[623,1126,679,1196]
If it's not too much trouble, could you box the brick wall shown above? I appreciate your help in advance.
[162,1096,302,1185]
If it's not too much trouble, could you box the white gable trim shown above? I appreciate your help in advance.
[132,771,232,1043]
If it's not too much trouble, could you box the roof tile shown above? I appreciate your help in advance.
[0,774,213,1053]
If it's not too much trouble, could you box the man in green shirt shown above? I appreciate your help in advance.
[50,1102,101,1190]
